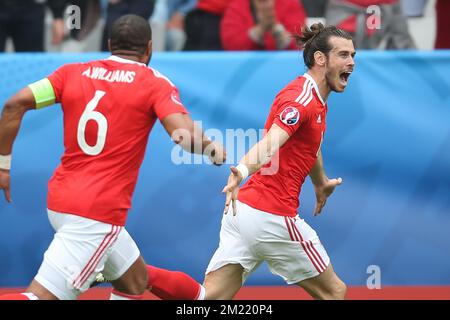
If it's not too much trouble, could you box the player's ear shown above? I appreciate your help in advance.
[314,51,326,67]
[145,40,152,65]
[147,40,152,55]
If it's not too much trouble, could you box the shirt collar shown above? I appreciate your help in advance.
[107,55,147,67]
[303,73,325,105]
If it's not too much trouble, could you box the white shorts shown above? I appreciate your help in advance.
[34,210,140,300]
[206,201,330,284]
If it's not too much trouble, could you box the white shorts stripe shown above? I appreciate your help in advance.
[73,225,121,289]
[75,225,121,289]
[289,218,324,273]
[36,210,141,300]
[72,225,116,288]
[308,240,327,270]
[284,216,295,240]
[285,218,319,272]
[206,201,330,285]
[306,240,326,271]
[71,225,117,288]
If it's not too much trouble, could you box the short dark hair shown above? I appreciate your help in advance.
[109,14,152,55]
[294,23,353,68]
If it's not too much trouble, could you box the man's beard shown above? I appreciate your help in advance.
[325,70,339,93]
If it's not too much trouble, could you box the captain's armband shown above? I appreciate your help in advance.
[28,78,56,109]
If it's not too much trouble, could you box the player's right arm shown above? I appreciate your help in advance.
[150,72,226,165]
[234,123,290,177]
[222,123,290,215]
[0,77,58,202]
[161,113,226,165]
[222,97,307,215]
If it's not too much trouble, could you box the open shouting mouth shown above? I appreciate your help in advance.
[339,70,352,86]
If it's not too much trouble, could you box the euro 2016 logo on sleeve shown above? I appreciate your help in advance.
[280,107,300,125]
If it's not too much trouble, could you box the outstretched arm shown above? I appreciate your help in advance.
[237,123,289,176]
[0,87,36,202]
[222,123,290,215]
[161,113,226,165]
[309,150,343,216]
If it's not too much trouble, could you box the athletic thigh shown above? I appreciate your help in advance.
[203,264,244,300]
[103,229,146,295]
[206,203,261,273]
[102,228,141,281]
[254,215,330,285]
[34,210,122,300]
[296,264,347,300]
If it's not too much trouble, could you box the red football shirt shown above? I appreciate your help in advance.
[238,73,327,217]
[46,56,187,226]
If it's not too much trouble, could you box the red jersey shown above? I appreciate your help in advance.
[238,74,327,217]
[46,56,187,226]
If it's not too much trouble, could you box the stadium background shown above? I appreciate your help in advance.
[0,50,449,299]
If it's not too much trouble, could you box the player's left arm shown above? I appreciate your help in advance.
[0,87,38,202]
[0,77,57,202]
[309,149,343,216]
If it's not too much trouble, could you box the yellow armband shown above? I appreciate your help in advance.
[28,78,56,109]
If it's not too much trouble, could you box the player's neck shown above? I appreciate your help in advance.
[115,55,141,63]
[306,70,331,103]
[112,52,143,64]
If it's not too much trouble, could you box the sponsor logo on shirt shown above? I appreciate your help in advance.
[280,107,300,125]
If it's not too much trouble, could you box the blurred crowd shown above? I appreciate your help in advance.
[0,0,448,52]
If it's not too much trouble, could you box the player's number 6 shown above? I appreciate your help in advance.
[77,90,108,156]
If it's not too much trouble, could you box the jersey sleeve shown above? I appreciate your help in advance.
[28,78,56,109]
[28,64,71,109]
[151,77,188,121]
[272,95,311,136]
[46,64,69,103]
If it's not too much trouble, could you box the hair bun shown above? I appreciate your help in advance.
[297,22,325,47]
